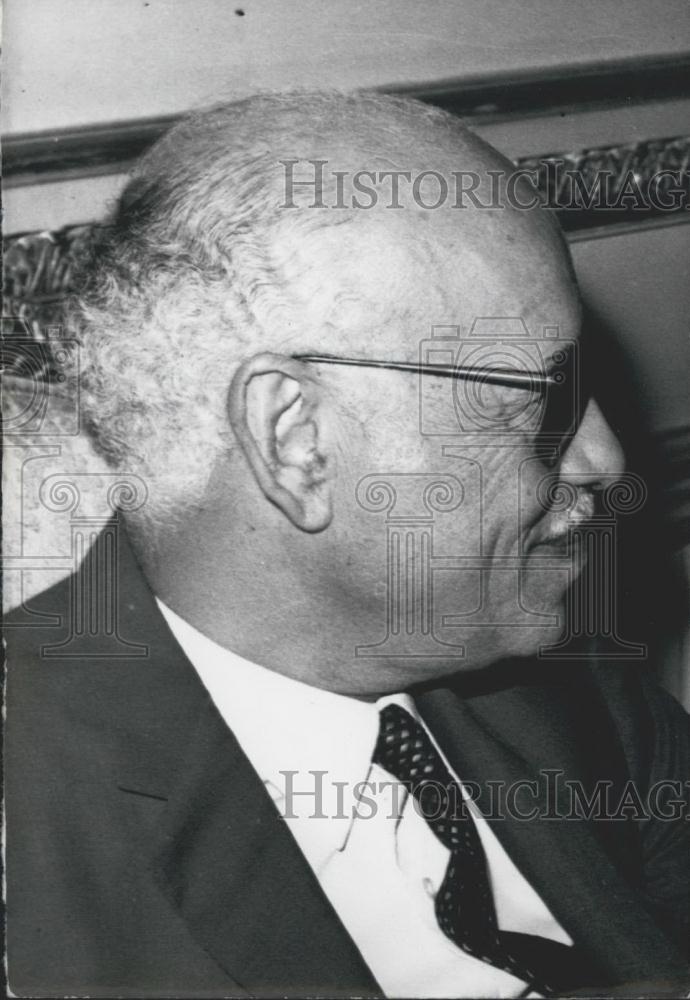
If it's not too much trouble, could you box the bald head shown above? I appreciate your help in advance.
[121,91,571,349]
[72,90,579,535]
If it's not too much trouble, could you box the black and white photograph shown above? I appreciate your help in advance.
[3,2,690,997]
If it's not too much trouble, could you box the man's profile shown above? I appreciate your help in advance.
[4,91,689,998]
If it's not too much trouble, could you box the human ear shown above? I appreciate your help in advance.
[227,353,334,532]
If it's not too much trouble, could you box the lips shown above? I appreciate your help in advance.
[530,489,596,550]
[533,532,570,549]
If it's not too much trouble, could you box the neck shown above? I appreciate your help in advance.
[140,510,397,698]
[135,487,490,696]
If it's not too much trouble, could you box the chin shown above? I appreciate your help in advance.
[509,619,568,662]
[522,557,572,608]
[502,575,571,662]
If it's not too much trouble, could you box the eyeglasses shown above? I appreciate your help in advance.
[293,346,590,463]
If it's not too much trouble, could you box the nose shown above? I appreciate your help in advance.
[558,399,625,486]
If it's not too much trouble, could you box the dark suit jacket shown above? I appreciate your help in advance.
[4,522,690,998]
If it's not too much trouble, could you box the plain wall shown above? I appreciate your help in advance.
[5,0,690,134]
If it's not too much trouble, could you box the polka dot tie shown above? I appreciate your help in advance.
[373,703,554,995]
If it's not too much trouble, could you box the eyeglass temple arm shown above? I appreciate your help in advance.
[293,354,557,389]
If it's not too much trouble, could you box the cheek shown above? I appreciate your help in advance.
[477,448,521,520]
[358,390,428,472]
[463,448,547,554]
[482,492,523,555]
[340,384,550,553]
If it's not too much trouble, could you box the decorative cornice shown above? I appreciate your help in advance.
[520,135,690,232]
[3,226,96,352]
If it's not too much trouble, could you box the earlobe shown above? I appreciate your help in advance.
[227,353,334,532]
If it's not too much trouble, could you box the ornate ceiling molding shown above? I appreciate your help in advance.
[4,225,95,344]
[520,134,690,232]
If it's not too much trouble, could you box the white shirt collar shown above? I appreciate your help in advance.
[155,598,417,872]
[156,599,572,992]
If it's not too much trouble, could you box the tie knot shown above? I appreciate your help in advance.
[373,702,451,789]
[373,703,476,853]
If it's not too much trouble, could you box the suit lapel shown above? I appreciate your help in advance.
[109,523,380,997]
[145,692,380,997]
[416,672,688,984]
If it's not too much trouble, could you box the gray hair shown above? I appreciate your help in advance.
[69,91,481,530]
